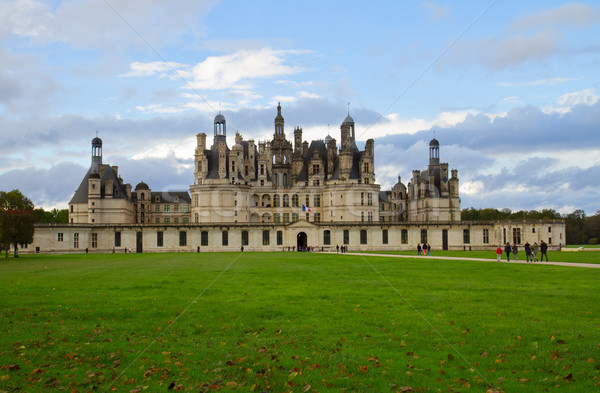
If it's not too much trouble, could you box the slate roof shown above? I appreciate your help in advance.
[69,165,130,204]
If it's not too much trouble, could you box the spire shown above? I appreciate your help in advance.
[274,102,284,135]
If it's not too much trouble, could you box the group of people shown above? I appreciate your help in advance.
[496,240,548,262]
[416,243,432,256]
[336,245,349,253]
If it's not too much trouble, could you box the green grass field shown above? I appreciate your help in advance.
[1,252,599,392]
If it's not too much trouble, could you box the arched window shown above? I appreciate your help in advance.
[323,230,331,245]
[363,162,369,173]
[283,173,288,186]
[292,194,299,207]
[273,194,280,207]
[283,194,290,207]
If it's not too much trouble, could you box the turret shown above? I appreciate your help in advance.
[91,136,102,173]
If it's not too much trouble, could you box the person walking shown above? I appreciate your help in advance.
[512,243,518,261]
[422,243,428,256]
[427,243,432,256]
[532,242,539,262]
[540,240,549,261]
[496,246,503,261]
[504,242,511,261]
[417,244,422,256]
[525,241,532,262]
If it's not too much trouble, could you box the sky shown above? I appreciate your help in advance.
[0,0,599,215]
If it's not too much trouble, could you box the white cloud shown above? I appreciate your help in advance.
[355,109,479,140]
[460,180,485,196]
[182,48,306,91]
[542,88,599,115]
[509,3,600,31]
[421,1,450,21]
[497,77,577,87]
[1,0,218,50]
[120,61,189,78]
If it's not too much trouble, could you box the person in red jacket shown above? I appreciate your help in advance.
[496,246,503,261]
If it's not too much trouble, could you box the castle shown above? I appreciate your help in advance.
[24,104,564,254]
[68,104,460,227]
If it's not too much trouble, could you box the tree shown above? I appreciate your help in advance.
[0,189,35,258]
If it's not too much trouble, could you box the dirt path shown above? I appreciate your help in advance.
[344,252,600,269]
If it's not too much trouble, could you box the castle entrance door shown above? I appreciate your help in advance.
[297,232,307,251]
[442,229,448,251]
[136,231,143,253]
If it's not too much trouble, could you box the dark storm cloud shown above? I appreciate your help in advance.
[0,162,86,208]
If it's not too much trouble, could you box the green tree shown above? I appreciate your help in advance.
[565,209,586,244]
[0,189,35,258]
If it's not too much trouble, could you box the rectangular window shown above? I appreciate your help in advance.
[379,203,384,211]
[361,211,364,222]
[314,213,321,223]
[263,230,270,246]
[273,213,280,223]
[532,227,536,233]
[57,233,64,242]
[368,212,373,222]
[114,232,121,247]
[277,230,283,246]
[183,205,189,213]
[164,205,170,212]
[292,213,299,222]
[155,205,160,213]
[283,213,290,223]
[314,194,321,207]
[91,233,98,248]
[155,218,160,224]
[483,229,489,244]
[305,213,309,221]
[420,229,427,244]
[463,229,471,244]
[241,230,249,246]
[343,230,349,245]
[548,237,552,244]
[360,230,367,244]
[201,231,208,246]
[222,231,228,246]
[174,217,179,224]
[361,192,364,205]
[183,217,189,224]
[512,228,521,244]
[154,231,163,247]
[548,226,551,233]
[382,229,388,244]
[367,193,373,206]
[401,229,408,244]
[380,216,385,222]
[179,231,187,246]
[174,205,179,212]
[323,230,331,245]
[164,218,170,224]
[74,233,79,249]
[305,195,310,207]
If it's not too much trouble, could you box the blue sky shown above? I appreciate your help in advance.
[0,0,599,215]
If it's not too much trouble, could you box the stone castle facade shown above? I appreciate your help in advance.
[23,104,564,254]
[67,104,460,227]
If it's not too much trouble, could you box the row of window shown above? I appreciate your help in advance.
[153,204,189,213]
[59,228,558,249]
[154,217,190,224]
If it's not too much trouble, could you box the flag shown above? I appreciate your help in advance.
[302,204,311,212]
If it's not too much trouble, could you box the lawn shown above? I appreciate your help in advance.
[1,252,599,392]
